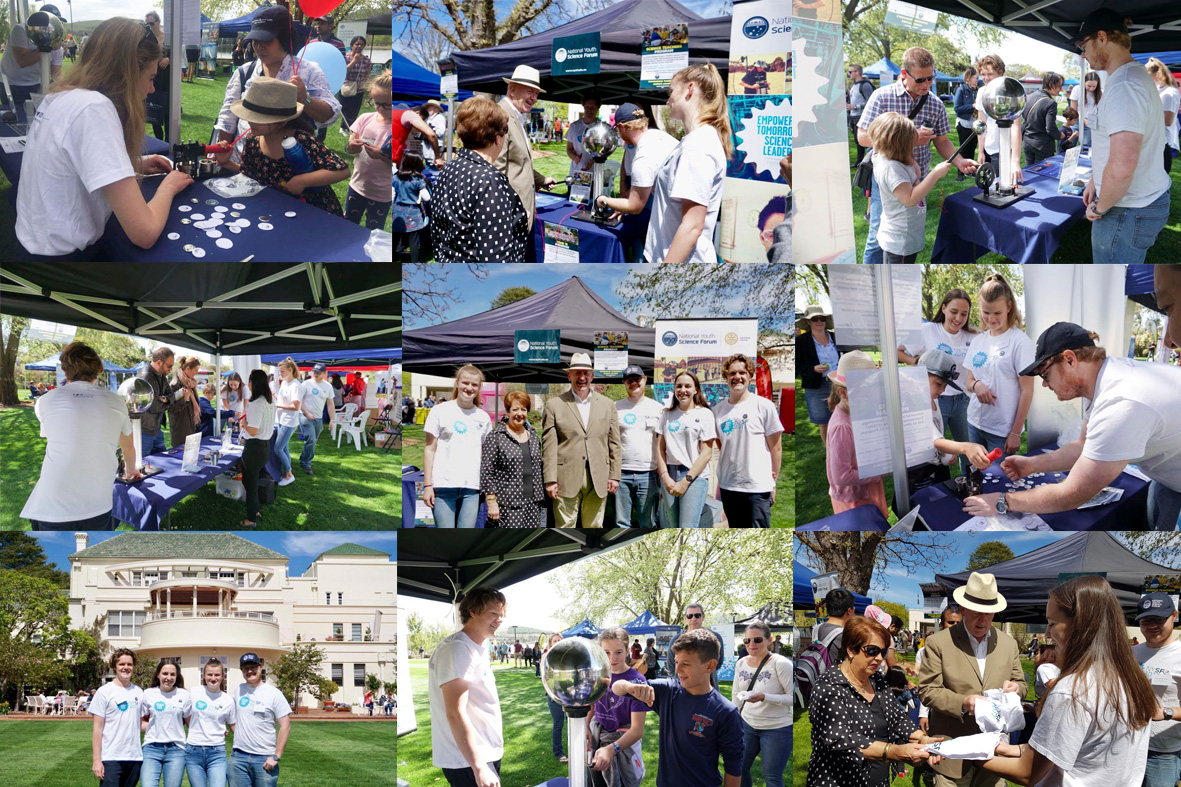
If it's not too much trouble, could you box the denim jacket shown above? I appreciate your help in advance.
[953,84,977,124]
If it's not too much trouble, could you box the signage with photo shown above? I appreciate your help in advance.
[514,330,561,364]
[653,318,758,406]
[542,222,580,264]
[181,432,203,473]
[439,58,458,97]
[568,171,593,204]
[1143,574,1181,614]
[552,32,601,76]
[640,23,690,90]
[811,571,838,617]
[727,2,789,96]
[920,582,947,619]
[594,331,629,378]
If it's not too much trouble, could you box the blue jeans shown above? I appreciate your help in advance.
[298,414,325,470]
[1082,124,1091,149]
[1148,480,1181,532]
[1145,751,1181,787]
[186,744,228,787]
[99,761,141,787]
[144,429,168,455]
[968,423,1007,454]
[229,750,279,787]
[433,487,481,528]
[142,741,187,787]
[615,469,659,527]
[739,719,791,787]
[659,465,711,528]
[29,509,112,530]
[547,696,566,757]
[273,423,297,475]
[862,169,884,265]
[937,394,970,475]
[1091,189,1171,264]
[804,381,833,426]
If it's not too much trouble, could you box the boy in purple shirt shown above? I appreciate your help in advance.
[611,628,744,787]
[589,626,649,787]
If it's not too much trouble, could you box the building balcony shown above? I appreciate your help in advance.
[138,611,281,652]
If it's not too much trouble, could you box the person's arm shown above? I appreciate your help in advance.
[403,111,442,162]
[978,741,1056,786]
[118,430,141,478]
[102,173,191,249]
[1090,130,1144,214]
[897,346,919,365]
[598,185,651,216]
[964,370,996,405]
[1001,455,1126,514]
[13,44,41,68]
[1165,108,1177,128]
[593,708,647,769]
[441,678,502,783]
[91,714,105,780]
[566,139,580,163]
[916,637,974,717]
[890,160,953,208]
[271,713,290,765]
[608,408,622,488]
[1003,376,1035,455]
[662,200,707,263]
[933,134,976,174]
[480,434,500,521]
[934,437,991,470]
[543,402,560,499]
[767,432,782,502]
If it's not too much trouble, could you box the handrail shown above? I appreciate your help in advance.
[144,611,275,622]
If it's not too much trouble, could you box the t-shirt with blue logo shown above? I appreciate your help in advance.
[903,320,974,397]
[142,686,192,744]
[89,681,144,761]
[965,326,1036,439]
[299,377,333,421]
[712,393,785,493]
[659,406,718,479]
[423,399,493,489]
[232,682,292,756]
[187,684,237,747]
[616,396,665,471]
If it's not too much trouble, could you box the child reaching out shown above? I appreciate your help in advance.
[869,111,954,263]
[1058,107,1080,154]
[212,76,350,216]
[345,69,394,229]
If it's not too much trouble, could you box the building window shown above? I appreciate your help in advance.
[338,593,343,605]
[326,593,331,606]
[238,572,246,587]
[351,624,362,642]
[108,611,145,638]
[331,664,343,686]
[132,571,142,587]
[182,572,197,578]
[333,623,343,640]
[354,664,365,687]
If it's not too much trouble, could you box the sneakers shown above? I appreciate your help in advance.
[278,475,295,487]
[302,466,314,475]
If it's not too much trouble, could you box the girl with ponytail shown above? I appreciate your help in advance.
[643,63,732,264]
[272,357,302,487]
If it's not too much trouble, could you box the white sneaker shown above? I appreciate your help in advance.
[278,475,295,487]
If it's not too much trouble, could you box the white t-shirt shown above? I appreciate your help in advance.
[565,117,595,176]
[1029,671,1149,787]
[142,687,192,745]
[16,89,137,256]
[659,406,718,479]
[1035,663,1060,698]
[187,685,237,747]
[1070,83,1099,130]
[244,396,276,441]
[1082,357,1181,492]
[1160,85,1180,152]
[616,397,664,471]
[274,378,303,428]
[643,125,726,264]
[89,681,144,762]
[965,327,1036,439]
[0,25,64,86]
[428,630,504,769]
[1134,639,1181,753]
[1093,60,1172,208]
[224,387,246,417]
[268,378,280,399]
[20,382,132,523]
[629,128,679,190]
[424,399,493,489]
[299,377,332,420]
[231,682,291,756]
[904,321,975,397]
[975,88,1001,155]
[713,394,784,493]
[873,156,925,256]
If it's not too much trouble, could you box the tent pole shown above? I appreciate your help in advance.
[876,267,911,517]
[446,96,454,163]
[214,350,221,438]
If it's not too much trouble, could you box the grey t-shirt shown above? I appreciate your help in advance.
[873,156,926,256]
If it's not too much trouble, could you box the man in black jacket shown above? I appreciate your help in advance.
[137,347,178,455]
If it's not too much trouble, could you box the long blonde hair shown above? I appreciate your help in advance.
[49,18,160,175]
[979,273,1024,331]
[451,364,485,406]
[868,112,917,165]
[277,357,299,378]
[672,64,733,159]
[1146,58,1178,89]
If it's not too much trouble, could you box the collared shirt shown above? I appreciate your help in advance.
[572,386,592,429]
[429,148,528,263]
[857,81,952,178]
[967,630,989,680]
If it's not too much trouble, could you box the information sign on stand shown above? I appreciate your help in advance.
[181,432,203,473]
[439,58,458,97]
[593,332,629,378]
[846,365,935,478]
[811,571,838,617]
[542,223,580,263]
[640,23,689,90]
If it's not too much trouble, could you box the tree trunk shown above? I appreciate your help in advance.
[0,319,26,407]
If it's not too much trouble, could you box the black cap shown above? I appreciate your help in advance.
[1136,592,1177,621]
[623,365,645,380]
[1076,8,1128,42]
[245,6,290,44]
[1019,322,1096,376]
[39,4,63,17]
[239,652,262,666]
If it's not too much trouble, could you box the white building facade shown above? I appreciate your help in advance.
[68,533,397,709]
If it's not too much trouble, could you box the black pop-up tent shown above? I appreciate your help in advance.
[735,602,792,631]
[936,532,1175,623]
[402,276,654,383]
[443,0,730,102]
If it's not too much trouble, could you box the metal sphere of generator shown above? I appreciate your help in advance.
[541,636,611,708]
[118,377,155,414]
[582,121,620,159]
[980,77,1027,122]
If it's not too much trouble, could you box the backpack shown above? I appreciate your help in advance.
[794,626,843,710]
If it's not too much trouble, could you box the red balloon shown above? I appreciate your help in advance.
[297,0,346,20]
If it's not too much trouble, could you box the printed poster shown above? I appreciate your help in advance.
[846,365,936,478]
[552,32,601,77]
[593,331,629,378]
[1143,574,1181,615]
[640,23,689,90]
[439,58,457,97]
[542,222,579,263]
[921,583,947,619]
[811,571,838,617]
[514,330,561,364]
[653,318,758,407]
[181,432,202,473]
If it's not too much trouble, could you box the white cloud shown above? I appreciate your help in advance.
[280,532,397,557]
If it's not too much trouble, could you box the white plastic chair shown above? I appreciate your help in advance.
[61,696,77,715]
[337,409,371,451]
[23,696,35,714]
[332,403,358,440]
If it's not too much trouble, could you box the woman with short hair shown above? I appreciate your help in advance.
[481,390,546,528]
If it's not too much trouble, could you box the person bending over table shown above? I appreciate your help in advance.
[963,322,1181,530]
[14,18,193,260]
[595,102,678,220]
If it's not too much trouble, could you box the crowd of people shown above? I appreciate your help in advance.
[419,354,784,528]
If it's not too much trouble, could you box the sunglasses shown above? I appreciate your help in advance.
[743,637,765,644]
[906,72,936,84]
[809,316,827,322]
[858,645,886,658]
[686,612,703,619]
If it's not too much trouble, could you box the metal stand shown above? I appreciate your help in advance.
[568,159,621,227]
[972,121,1034,208]
[565,706,589,787]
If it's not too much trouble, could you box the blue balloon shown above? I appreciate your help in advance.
[295,41,347,95]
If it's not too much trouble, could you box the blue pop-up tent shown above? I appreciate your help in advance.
[1130,51,1181,68]
[259,347,401,370]
[561,618,601,639]
[621,610,669,635]
[934,69,962,84]
[25,353,138,373]
[862,57,900,80]
[391,51,474,102]
[1125,266,1161,313]
[794,560,872,611]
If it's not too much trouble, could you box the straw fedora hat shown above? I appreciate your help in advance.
[952,572,1008,614]
[827,350,875,387]
[566,352,593,370]
[503,65,546,92]
[230,76,305,125]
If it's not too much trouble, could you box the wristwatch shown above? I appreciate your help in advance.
[612,742,622,756]
[1164,707,1175,721]
[685,474,697,484]
[273,754,281,761]
[996,494,1008,515]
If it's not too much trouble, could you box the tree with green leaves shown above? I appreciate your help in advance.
[271,643,331,709]
[0,632,68,711]
[614,265,795,334]
[384,681,396,696]
[1114,533,1181,568]
[0,570,71,643]
[70,614,111,691]
[794,532,956,596]
[490,287,537,310]
[366,673,382,695]
[0,533,68,589]
[845,1,1005,77]
[874,600,909,626]
[131,652,162,688]
[966,541,1016,572]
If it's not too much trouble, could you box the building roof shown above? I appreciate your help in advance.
[314,544,391,561]
[72,534,287,561]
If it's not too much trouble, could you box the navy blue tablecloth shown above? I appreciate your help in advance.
[100,177,378,261]
[399,467,488,528]
[113,436,245,530]
[910,445,1149,530]
[930,154,1089,264]
[797,504,890,531]
[529,193,648,263]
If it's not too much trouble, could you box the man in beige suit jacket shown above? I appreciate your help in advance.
[543,353,621,527]
[495,65,557,229]
[917,572,1027,787]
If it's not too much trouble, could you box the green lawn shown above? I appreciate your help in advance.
[848,105,1181,262]
[400,422,793,528]
[0,401,398,529]
[0,719,391,786]
[399,659,771,786]
[0,59,391,260]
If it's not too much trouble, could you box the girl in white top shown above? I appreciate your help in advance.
[15,18,193,260]
[240,370,277,528]
[186,658,236,787]
[220,373,246,420]
[982,575,1154,786]
[657,371,718,528]
[735,623,793,787]
[963,273,1035,457]
[1069,72,1101,148]
[1146,58,1180,168]
[140,660,192,787]
[423,363,493,528]
[90,649,144,786]
[272,357,303,487]
[644,63,731,264]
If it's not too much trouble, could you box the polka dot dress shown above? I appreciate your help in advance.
[429,148,529,263]
[806,666,917,787]
[479,421,546,528]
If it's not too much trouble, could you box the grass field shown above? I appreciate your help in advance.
[399,659,773,787]
[0,59,391,260]
[399,422,794,528]
[0,719,391,787]
[0,398,399,529]
[847,105,1181,263]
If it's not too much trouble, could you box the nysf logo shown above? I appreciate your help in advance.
[689,713,715,738]
[742,16,769,39]
[661,331,679,347]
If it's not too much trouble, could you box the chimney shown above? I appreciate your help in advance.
[75,532,88,552]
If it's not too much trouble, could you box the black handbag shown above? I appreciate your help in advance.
[853,93,929,192]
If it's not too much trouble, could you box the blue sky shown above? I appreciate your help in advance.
[29,532,397,577]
